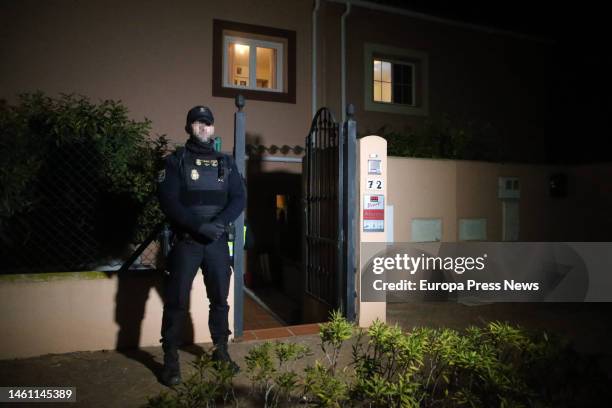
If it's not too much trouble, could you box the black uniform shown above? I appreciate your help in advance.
[157,136,245,349]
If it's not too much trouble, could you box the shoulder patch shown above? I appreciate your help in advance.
[157,169,166,183]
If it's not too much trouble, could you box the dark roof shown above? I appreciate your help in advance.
[361,0,591,40]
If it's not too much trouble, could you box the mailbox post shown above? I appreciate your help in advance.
[357,136,387,327]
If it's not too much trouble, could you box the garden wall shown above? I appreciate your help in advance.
[0,270,233,359]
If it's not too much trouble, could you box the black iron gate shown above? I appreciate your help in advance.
[303,106,356,321]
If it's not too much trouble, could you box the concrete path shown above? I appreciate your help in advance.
[2,302,611,407]
[0,334,330,407]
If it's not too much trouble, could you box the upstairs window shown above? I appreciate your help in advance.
[365,43,428,116]
[373,59,415,105]
[213,20,296,103]
[224,36,283,92]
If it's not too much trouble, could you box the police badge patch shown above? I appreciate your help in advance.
[157,169,166,182]
[191,169,200,180]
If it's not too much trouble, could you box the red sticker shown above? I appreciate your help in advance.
[363,209,384,220]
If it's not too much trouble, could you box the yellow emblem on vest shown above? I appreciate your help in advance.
[191,169,200,180]
[195,159,217,167]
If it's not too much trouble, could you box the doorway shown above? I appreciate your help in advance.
[243,166,304,328]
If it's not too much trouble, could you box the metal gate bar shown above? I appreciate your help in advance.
[303,106,356,319]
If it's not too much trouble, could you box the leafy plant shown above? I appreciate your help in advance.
[146,317,612,407]
[303,360,350,408]
[318,310,354,375]
[0,92,168,271]
[301,310,354,407]
[146,352,237,408]
[362,114,502,162]
[244,341,311,407]
[351,320,426,407]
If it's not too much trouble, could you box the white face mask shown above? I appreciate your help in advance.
[191,122,215,143]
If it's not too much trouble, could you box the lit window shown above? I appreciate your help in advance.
[224,36,283,92]
[364,43,428,116]
[256,47,277,89]
[373,59,414,105]
[213,19,296,103]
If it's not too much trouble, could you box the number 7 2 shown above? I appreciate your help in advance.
[367,179,383,190]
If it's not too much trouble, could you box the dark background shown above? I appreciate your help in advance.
[373,0,610,164]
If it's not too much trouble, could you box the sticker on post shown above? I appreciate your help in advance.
[363,194,384,232]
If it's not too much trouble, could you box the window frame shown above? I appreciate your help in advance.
[364,43,428,116]
[213,19,296,103]
[223,35,284,93]
[373,58,416,106]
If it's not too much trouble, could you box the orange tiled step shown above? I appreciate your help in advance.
[237,323,320,342]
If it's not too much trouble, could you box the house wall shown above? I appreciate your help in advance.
[0,0,313,152]
[2,0,557,159]
[387,157,612,242]
[0,269,232,359]
[319,2,554,163]
[564,163,612,241]
[2,158,607,359]
[2,1,607,353]
[1,1,308,351]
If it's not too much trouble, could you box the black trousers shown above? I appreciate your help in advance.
[161,234,232,348]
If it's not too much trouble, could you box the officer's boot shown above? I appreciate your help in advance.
[212,342,240,373]
[161,345,181,386]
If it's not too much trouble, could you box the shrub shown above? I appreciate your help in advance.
[351,321,426,407]
[362,114,502,162]
[303,361,350,408]
[318,310,354,375]
[146,352,237,408]
[245,341,311,407]
[185,354,237,407]
[351,320,611,407]
[0,92,168,271]
[145,316,611,407]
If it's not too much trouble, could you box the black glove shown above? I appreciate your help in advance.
[198,222,225,241]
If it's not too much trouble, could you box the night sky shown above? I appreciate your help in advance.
[371,0,588,39]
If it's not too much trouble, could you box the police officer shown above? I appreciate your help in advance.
[157,106,246,386]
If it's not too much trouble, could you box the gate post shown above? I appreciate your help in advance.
[343,104,357,322]
[233,95,246,337]
[357,136,387,327]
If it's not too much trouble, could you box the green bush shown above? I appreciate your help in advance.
[318,310,354,375]
[350,319,610,407]
[300,311,354,407]
[146,314,611,407]
[245,341,311,407]
[362,114,502,162]
[147,352,238,408]
[303,361,350,408]
[0,92,168,271]
[351,321,425,407]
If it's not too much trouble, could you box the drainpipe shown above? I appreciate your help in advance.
[341,0,351,122]
[312,0,320,118]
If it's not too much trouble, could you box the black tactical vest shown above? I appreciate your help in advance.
[175,147,231,223]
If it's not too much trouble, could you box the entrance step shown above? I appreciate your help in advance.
[236,323,320,342]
